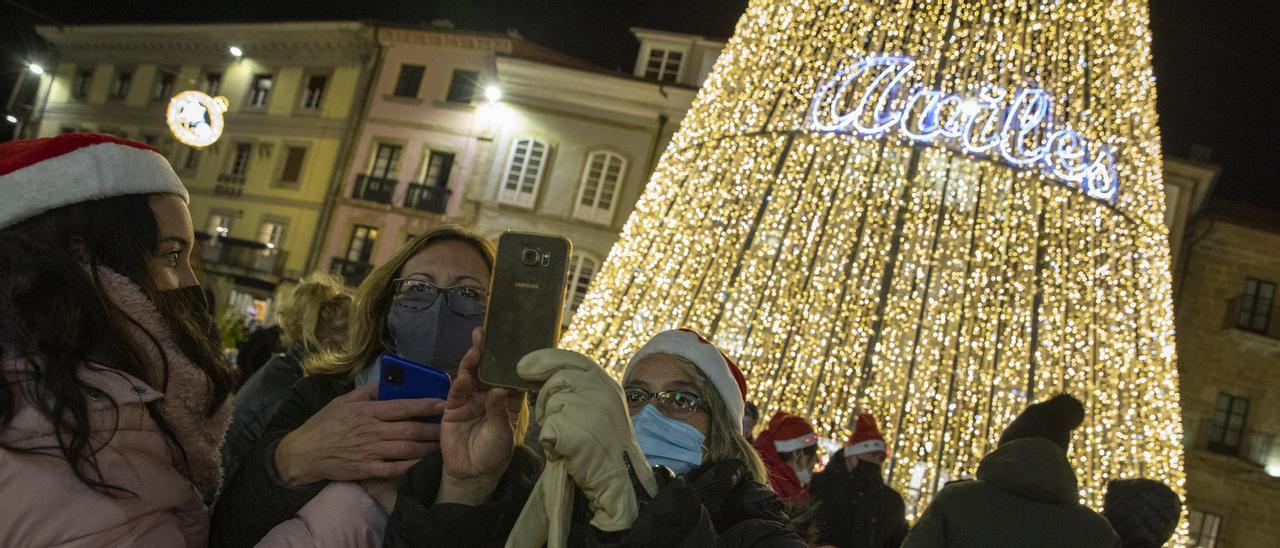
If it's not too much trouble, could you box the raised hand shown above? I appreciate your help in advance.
[436,328,526,505]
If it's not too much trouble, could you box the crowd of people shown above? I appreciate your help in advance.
[0,133,1186,547]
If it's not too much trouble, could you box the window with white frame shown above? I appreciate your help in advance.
[563,253,599,320]
[227,143,252,180]
[152,70,176,100]
[498,137,549,208]
[248,73,274,108]
[644,48,683,82]
[574,151,626,225]
[1188,509,1221,547]
[257,220,287,253]
[109,68,133,99]
[206,213,233,238]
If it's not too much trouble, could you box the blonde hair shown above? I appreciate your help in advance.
[277,273,352,353]
[668,355,769,484]
[304,226,529,439]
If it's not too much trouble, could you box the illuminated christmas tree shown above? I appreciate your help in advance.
[563,0,1184,524]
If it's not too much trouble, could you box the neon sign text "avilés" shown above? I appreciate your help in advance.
[809,55,1118,203]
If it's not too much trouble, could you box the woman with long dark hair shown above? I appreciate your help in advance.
[0,134,232,546]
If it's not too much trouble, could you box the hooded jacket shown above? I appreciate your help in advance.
[0,269,231,547]
[902,438,1120,548]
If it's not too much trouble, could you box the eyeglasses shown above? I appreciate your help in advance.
[624,387,705,420]
[391,278,487,317]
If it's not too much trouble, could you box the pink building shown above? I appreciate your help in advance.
[316,25,592,284]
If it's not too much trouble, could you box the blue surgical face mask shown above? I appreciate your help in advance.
[630,404,705,474]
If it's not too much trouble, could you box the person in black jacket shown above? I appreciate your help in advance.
[812,412,908,548]
[384,328,810,547]
[211,226,500,547]
[220,273,351,482]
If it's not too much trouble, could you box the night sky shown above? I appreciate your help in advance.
[2,0,1276,210]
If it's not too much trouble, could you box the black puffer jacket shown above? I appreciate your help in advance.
[387,457,808,547]
[220,345,305,482]
[211,373,350,548]
[810,459,908,548]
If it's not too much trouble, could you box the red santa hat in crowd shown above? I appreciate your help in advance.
[0,133,188,230]
[845,412,888,457]
[762,413,819,453]
[624,328,748,426]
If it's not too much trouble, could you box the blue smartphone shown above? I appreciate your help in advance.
[377,354,451,423]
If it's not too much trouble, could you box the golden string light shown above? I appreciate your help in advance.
[563,0,1184,535]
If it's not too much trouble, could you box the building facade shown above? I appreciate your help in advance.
[468,29,719,325]
[314,25,596,287]
[1173,198,1280,548]
[31,22,378,323]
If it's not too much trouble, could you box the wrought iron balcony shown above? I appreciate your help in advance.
[353,174,397,204]
[404,183,451,214]
[330,257,374,287]
[1225,295,1280,341]
[217,173,247,184]
[197,234,287,277]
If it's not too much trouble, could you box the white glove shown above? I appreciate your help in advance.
[505,349,657,548]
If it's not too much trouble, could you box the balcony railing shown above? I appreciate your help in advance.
[404,183,451,214]
[217,173,247,184]
[1187,416,1277,469]
[1224,295,1280,341]
[197,234,287,277]
[353,174,397,204]
[330,257,374,287]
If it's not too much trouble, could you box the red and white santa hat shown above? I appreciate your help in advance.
[624,328,748,426]
[845,412,888,457]
[764,413,819,453]
[0,133,188,230]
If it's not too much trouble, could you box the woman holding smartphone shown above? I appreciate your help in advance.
[385,328,809,547]
[211,226,525,547]
[0,134,231,546]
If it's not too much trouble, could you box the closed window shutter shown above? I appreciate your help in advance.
[499,138,548,208]
[575,151,626,224]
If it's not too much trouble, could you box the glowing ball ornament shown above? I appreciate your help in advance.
[564,0,1185,535]
[167,90,229,148]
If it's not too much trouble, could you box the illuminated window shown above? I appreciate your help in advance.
[644,49,683,82]
[206,213,233,238]
[257,220,287,251]
[248,74,274,108]
[420,151,454,188]
[345,225,379,264]
[574,151,626,225]
[497,137,548,209]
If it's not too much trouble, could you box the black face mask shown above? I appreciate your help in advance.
[851,459,883,482]
[386,292,483,374]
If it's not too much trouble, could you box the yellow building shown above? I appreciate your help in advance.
[31,22,378,323]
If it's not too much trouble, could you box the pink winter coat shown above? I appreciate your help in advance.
[0,269,231,547]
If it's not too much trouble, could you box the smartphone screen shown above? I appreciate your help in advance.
[479,232,571,391]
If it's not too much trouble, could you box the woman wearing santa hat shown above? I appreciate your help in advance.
[0,134,232,546]
[753,412,822,503]
[383,328,811,546]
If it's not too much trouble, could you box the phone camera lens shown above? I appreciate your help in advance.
[522,248,541,266]
[385,365,405,385]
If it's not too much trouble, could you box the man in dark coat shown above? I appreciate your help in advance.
[903,394,1121,548]
[812,412,908,548]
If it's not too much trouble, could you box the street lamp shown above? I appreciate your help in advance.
[27,63,44,75]
[484,85,502,102]
[229,46,243,57]
[4,115,17,124]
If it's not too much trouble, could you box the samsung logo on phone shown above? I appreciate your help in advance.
[515,282,541,289]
